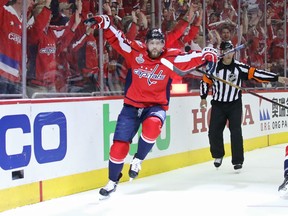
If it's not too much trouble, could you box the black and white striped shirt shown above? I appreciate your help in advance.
[200,59,279,102]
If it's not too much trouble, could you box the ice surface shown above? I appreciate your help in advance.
[1,144,287,216]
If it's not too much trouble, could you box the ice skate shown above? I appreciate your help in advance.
[233,164,242,170]
[233,164,242,173]
[214,158,223,168]
[278,176,288,197]
[99,173,122,200]
[129,156,142,181]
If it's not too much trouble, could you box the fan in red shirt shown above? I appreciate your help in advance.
[26,0,81,97]
[0,0,34,95]
[84,15,218,199]
[269,28,286,63]
[67,25,99,93]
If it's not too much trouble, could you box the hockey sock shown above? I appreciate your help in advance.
[108,160,124,182]
[109,141,129,182]
[284,145,288,177]
[135,136,155,160]
[135,116,162,160]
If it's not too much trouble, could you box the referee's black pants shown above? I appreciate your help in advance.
[208,99,244,165]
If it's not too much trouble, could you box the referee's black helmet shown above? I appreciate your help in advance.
[220,41,234,51]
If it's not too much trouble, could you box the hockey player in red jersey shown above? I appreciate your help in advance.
[278,145,288,197]
[84,15,218,199]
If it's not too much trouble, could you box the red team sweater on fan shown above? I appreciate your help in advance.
[165,19,199,50]
[104,25,204,110]
[27,7,76,87]
[70,25,99,76]
[0,1,22,83]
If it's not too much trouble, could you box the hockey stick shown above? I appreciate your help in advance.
[218,43,246,58]
[208,20,226,27]
[161,58,288,109]
[161,43,248,77]
[161,59,206,77]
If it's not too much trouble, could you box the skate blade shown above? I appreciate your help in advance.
[129,178,134,182]
[234,169,242,174]
[99,194,111,201]
[279,188,288,198]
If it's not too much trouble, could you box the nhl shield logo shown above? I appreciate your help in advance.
[228,73,237,83]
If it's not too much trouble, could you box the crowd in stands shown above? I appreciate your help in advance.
[0,0,287,98]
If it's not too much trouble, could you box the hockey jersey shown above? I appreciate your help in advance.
[0,3,22,82]
[104,25,204,110]
[27,7,76,87]
[70,25,99,76]
[200,59,279,102]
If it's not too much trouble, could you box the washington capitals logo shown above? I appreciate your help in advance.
[134,64,166,86]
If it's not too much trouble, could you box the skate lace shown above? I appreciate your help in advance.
[214,158,222,163]
[103,180,116,191]
[130,158,142,172]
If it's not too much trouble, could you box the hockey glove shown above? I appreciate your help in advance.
[201,47,218,74]
[84,15,111,29]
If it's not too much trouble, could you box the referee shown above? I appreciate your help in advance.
[200,41,288,170]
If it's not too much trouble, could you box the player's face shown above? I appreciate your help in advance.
[222,49,234,64]
[146,39,164,59]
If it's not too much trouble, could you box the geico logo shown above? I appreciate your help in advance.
[8,32,21,44]
[0,112,67,170]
